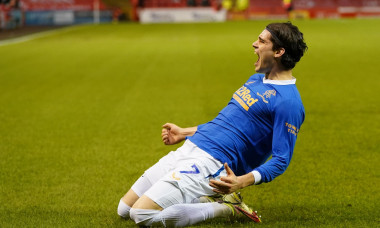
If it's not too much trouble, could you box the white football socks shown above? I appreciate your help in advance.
[159,203,216,227]
[211,202,234,217]
[129,202,232,227]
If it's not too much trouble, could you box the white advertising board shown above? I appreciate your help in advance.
[139,8,227,24]
[54,11,74,25]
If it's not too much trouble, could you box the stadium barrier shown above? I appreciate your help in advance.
[24,10,112,26]
[8,0,113,26]
[134,0,380,22]
[3,0,380,27]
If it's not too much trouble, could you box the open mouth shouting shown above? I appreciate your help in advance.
[254,51,260,69]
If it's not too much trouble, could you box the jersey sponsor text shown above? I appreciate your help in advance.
[233,86,258,111]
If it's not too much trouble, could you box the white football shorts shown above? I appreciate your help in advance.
[131,140,226,209]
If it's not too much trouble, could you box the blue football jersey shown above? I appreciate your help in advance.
[187,73,305,183]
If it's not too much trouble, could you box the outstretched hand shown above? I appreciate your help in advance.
[209,163,242,194]
[161,123,185,145]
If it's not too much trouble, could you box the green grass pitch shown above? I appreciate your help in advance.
[0,19,379,227]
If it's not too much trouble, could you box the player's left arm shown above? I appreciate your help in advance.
[253,99,305,183]
[210,100,304,193]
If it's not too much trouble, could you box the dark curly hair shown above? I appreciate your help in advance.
[266,22,308,70]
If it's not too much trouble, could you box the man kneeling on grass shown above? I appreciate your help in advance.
[117,22,307,227]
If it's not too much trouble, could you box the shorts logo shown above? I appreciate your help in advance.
[172,172,181,180]
[233,86,258,111]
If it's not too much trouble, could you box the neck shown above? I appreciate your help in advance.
[265,67,293,80]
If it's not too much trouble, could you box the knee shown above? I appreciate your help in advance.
[129,208,144,225]
[130,208,160,226]
[117,199,131,219]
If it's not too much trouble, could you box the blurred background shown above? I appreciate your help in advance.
[1,0,380,30]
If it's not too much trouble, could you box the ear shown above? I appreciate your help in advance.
[274,48,285,58]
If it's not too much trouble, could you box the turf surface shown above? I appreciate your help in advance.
[0,19,379,227]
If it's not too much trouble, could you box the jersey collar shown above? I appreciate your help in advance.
[263,76,296,85]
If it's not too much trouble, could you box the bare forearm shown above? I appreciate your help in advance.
[236,172,255,189]
[176,126,197,142]
[180,126,198,137]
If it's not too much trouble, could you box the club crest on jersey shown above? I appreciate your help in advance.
[233,86,258,111]
[256,89,276,103]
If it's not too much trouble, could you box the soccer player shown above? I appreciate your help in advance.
[117,22,307,227]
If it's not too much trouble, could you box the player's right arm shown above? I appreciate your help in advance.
[161,123,197,145]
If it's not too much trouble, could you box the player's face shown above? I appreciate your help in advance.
[252,30,276,74]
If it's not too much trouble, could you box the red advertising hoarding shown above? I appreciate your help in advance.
[21,0,107,11]
[248,0,380,19]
